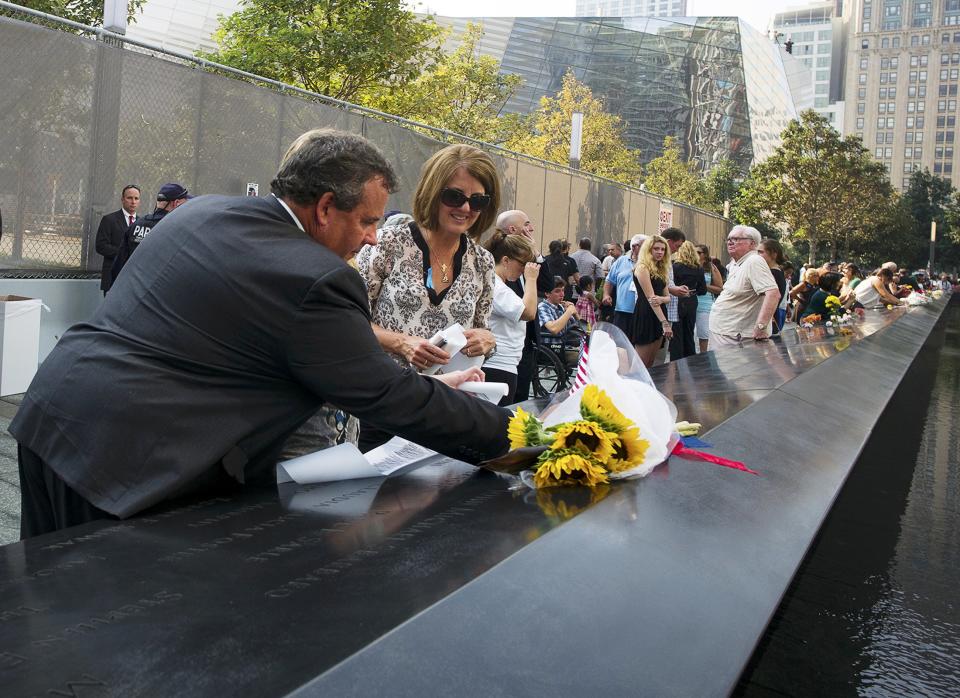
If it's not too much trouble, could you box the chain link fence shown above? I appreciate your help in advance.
[0,4,730,276]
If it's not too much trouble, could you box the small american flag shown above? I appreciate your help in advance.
[569,339,590,394]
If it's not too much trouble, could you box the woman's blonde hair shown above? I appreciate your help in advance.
[804,269,821,284]
[674,240,699,267]
[413,144,500,240]
[639,234,670,281]
[484,230,535,264]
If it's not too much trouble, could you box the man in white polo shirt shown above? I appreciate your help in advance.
[709,225,779,347]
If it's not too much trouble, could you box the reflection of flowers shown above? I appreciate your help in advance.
[533,449,609,488]
[498,385,653,488]
[825,295,841,314]
[535,485,611,520]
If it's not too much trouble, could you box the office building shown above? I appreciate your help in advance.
[575,0,688,18]
[844,0,960,188]
[771,1,847,131]
[125,0,242,54]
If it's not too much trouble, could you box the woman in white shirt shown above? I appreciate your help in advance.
[482,231,540,405]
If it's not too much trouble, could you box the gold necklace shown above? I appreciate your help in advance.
[439,262,450,284]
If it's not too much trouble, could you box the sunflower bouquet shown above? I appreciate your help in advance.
[505,385,652,488]
[483,326,677,489]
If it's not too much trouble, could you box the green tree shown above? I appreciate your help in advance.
[643,136,710,209]
[903,169,960,269]
[506,70,643,186]
[848,194,923,268]
[734,110,894,265]
[198,0,444,103]
[11,0,145,26]
[702,158,743,215]
[369,23,523,143]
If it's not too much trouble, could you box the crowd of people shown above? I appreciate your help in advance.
[11,129,956,538]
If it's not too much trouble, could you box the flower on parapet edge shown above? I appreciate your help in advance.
[606,425,651,473]
[548,420,616,463]
[580,384,632,432]
[508,406,549,449]
[533,449,609,488]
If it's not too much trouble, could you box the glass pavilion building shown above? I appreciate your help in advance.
[438,16,809,174]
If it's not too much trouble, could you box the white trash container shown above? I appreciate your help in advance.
[0,295,42,396]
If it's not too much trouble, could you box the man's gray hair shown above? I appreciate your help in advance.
[496,209,526,230]
[271,129,398,209]
[730,224,761,246]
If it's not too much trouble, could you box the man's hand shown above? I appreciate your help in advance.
[463,328,496,358]
[401,335,450,370]
[753,326,769,341]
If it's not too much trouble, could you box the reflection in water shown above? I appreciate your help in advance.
[737,301,960,696]
[855,306,960,695]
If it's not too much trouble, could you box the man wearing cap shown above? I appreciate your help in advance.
[95,184,141,294]
[111,182,193,282]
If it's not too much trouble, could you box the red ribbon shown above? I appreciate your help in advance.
[671,441,759,475]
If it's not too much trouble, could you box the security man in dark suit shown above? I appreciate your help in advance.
[11,129,511,537]
[111,182,193,283]
[94,184,141,293]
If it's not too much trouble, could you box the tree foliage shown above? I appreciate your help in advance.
[505,70,643,186]
[702,158,743,215]
[198,0,444,103]
[905,169,960,269]
[369,23,523,143]
[643,136,711,209]
[12,0,145,26]
[734,110,893,265]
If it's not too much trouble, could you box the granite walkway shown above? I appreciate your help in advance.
[0,393,21,545]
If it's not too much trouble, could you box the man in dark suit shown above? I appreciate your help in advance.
[11,129,511,537]
[95,184,141,294]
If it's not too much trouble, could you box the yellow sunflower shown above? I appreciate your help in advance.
[508,407,548,449]
[580,385,632,433]
[533,449,609,488]
[606,426,651,472]
[548,420,616,463]
[535,485,611,519]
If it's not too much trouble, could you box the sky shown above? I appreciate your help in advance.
[417,0,805,34]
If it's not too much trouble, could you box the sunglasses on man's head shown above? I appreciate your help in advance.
[439,188,491,211]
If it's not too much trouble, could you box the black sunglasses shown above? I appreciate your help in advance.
[439,188,491,211]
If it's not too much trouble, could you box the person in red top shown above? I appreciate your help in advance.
[575,275,598,331]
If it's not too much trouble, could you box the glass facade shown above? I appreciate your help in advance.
[446,16,801,173]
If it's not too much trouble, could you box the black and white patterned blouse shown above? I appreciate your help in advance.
[356,222,495,365]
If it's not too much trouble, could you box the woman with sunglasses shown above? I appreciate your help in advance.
[357,144,499,449]
[481,231,540,405]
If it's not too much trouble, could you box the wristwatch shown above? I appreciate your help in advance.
[756,323,767,331]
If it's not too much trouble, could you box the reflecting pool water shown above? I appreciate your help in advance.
[737,300,960,696]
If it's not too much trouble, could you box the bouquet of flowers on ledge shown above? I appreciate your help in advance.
[482,324,678,489]
[507,385,652,488]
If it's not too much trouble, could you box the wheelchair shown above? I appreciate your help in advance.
[528,325,588,399]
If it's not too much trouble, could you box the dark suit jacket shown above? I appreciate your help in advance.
[95,209,133,291]
[10,195,510,518]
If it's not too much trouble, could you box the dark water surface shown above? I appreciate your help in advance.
[736,300,960,696]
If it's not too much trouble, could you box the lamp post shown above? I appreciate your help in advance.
[569,111,583,171]
[929,220,937,273]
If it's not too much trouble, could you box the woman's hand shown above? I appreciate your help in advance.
[523,262,541,284]
[662,323,674,339]
[431,366,485,388]
[399,335,450,370]
[648,295,665,306]
[601,293,613,306]
[462,328,496,358]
